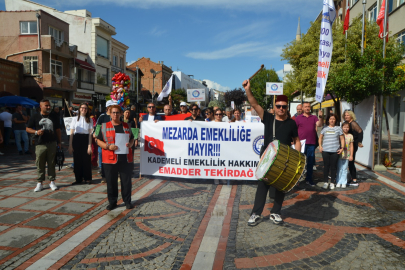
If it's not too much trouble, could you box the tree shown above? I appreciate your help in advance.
[170,88,187,108]
[249,68,281,109]
[208,100,225,109]
[224,88,247,107]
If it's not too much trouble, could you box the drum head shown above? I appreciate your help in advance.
[255,140,279,180]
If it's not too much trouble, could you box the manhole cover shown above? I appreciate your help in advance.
[375,198,405,212]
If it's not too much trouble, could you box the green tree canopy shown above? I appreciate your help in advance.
[249,68,281,109]
[170,88,187,107]
[281,17,405,103]
[208,100,225,109]
[224,88,247,107]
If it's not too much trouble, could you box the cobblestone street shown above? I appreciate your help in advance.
[0,148,405,270]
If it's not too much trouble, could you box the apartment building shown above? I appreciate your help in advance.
[0,10,77,106]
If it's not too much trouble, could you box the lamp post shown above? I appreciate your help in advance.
[150,68,161,103]
[136,66,139,104]
[361,0,366,55]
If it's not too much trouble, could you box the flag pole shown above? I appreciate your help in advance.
[361,0,367,55]
[377,0,388,168]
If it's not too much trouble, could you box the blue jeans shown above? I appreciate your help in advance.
[3,127,12,146]
[337,159,349,185]
[14,130,29,152]
[304,144,316,184]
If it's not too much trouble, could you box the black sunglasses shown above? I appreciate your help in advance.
[205,112,211,115]
[215,114,222,116]
[191,108,198,111]
[148,106,155,108]
[275,105,288,109]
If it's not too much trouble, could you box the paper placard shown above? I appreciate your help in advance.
[114,133,129,154]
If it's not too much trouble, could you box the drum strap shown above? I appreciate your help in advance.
[272,116,285,141]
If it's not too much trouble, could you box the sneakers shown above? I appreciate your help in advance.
[270,214,283,224]
[349,182,359,186]
[322,183,329,189]
[125,203,134,209]
[313,165,317,171]
[248,214,262,226]
[101,178,106,183]
[49,181,58,191]
[34,182,42,192]
[329,183,335,190]
[342,184,347,188]
[336,184,341,188]
[306,181,315,187]
[106,204,117,211]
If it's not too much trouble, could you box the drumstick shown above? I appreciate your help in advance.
[243,64,265,88]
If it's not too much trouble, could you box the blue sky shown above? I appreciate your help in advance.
[1,0,323,91]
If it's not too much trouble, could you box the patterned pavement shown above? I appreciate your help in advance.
[0,146,405,270]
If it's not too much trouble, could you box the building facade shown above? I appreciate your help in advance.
[0,58,23,96]
[0,10,77,106]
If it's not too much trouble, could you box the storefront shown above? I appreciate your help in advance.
[70,92,93,109]
[43,89,67,109]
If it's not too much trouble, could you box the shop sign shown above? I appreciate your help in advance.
[73,92,92,101]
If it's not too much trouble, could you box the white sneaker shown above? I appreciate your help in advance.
[330,183,335,190]
[322,183,329,189]
[49,181,58,191]
[341,184,347,188]
[248,214,262,226]
[313,165,317,171]
[34,183,42,192]
[270,213,283,224]
[336,184,341,188]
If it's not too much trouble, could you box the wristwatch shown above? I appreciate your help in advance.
[35,130,38,135]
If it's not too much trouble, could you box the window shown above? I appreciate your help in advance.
[51,59,63,77]
[23,56,38,75]
[399,0,405,6]
[369,5,377,22]
[389,0,394,12]
[120,58,123,68]
[49,26,64,44]
[20,21,37,34]
[113,55,118,66]
[96,66,108,85]
[97,36,109,59]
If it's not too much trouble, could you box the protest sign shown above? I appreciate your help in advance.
[187,89,205,102]
[140,121,264,180]
[266,83,283,95]
[63,117,75,135]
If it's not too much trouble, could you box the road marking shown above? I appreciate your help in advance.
[191,185,232,270]
[26,179,162,270]
[355,164,405,193]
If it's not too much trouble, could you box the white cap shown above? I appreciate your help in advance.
[106,100,117,107]
[180,102,187,106]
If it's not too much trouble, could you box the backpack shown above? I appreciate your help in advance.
[55,147,65,171]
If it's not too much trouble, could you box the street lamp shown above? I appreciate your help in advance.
[150,68,161,103]
[136,65,139,105]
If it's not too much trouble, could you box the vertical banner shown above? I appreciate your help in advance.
[157,75,173,101]
[315,0,336,102]
[140,122,264,180]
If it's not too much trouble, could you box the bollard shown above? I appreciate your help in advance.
[401,131,405,183]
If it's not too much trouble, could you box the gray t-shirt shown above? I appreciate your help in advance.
[320,126,343,152]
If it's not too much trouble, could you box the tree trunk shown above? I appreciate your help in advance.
[382,105,392,162]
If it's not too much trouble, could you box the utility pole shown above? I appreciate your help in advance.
[361,0,367,55]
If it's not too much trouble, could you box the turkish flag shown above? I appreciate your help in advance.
[376,0,389,41]
[343,6,350,34]
[144,135,165,156]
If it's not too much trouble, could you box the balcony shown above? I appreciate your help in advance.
[77,80,94,91]
[41,35,77,58]
[42,73,77,91]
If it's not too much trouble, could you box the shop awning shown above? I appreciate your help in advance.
[75,59,96,72]
[312,98,339,110]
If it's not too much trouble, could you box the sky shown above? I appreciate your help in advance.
[1,0,323,91]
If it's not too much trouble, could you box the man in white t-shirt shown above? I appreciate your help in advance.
[139,103,162,123]
[0,108,13,147]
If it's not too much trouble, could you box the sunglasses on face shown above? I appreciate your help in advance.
[191,108,198,111]
[275,105,288,109]
[215,114,222,116]
[205,112,211,115]
[148,106,155,109]
[180,105,186,107]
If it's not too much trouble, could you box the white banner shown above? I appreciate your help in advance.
[266,83,283,95]
[315,0,336,102]
[140,121,264,180]
[187,89,206,102]
[157,75,173,101]
[63,117,75,135]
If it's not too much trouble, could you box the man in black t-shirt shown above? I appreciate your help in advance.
[26,99,61,192]
[185,104,204,121]
[242,79,301,226]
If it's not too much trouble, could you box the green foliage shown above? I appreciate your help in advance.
[170,88,187,106]
[281,16,405,103]
[208,100,225,109]
[224,88,246,107]
[249,68,281,109]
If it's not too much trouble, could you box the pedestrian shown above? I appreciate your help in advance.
[26,99,61,192]
[295,102,324,186]
[222,107,234,122]
[179,102,188,114]
[68,103,93,185]
[318,114,344,190]
[230,108,245,122]
[0,108,13,148]
[95,100,116,183]
[96,105,135,210]
[204,108,214,122]
[342,110,363,186]
[214,109,223,122]
[129,105,138,128]
[243,79,301,226]
[12,105,30,155]
[291,104,303,121]
[336,122,354,188]
[185,104,205,121]
[163,104,173,116]
[139,103,163,123]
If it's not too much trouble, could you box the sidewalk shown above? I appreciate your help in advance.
[0,146,405,269]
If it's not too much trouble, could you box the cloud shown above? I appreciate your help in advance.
[150,27,166,37]
[203,79,231,92]
[213,21,271,44]
[186,42,283,60]
[276,69,284,80]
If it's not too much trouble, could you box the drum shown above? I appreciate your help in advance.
[255,140,306,193]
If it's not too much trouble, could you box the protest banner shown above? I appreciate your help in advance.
[140,121,264,180]
[63,117,75,135]
[140,113,191,121]
[187,89,205,102]
[266,83,283,95]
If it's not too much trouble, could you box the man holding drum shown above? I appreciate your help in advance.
[243,79,301,226]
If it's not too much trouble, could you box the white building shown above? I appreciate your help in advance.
[6,0,129,110]
[172,71,209,107]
